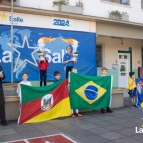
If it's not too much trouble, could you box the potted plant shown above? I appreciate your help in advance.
[37,50,45,61]
[52,0,68,7]
[0,0,16,2]
[75,0,84,9]
[109,10,129,21]
[73,51,78,56]
[53,0,83,14]
[0,0,20,6]
[37,49,43,56]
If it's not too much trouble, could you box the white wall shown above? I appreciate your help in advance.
[96,36,142,70]
[19,0,143,24]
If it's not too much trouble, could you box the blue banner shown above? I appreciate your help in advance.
[0,25,96,82]
[135,78,143,108]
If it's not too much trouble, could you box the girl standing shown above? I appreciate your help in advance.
[38,52,49,86]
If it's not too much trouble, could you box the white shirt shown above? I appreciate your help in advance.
[17,81,32,104]
[17,81,31,95]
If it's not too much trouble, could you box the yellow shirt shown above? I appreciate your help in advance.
[128,78,136,90]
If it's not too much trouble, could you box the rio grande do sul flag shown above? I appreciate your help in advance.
[70,73,112,110]
[18,80,71,124]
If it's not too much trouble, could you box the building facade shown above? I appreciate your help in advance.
[0,0,143,88]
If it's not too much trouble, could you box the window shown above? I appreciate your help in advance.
[102,0,130,6]
[96,45,103,67]
[141,47,143,66]
[141,0,143,9]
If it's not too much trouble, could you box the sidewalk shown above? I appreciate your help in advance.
[0,107,143,143]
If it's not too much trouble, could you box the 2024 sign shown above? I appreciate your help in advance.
[53,19,70,27]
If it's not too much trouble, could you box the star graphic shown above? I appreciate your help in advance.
[8,36,39,72]
[0,12,8,20]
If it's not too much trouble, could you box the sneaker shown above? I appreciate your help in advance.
[106,107,113,113]
[1,120,8,126]
[101,109,106,114]
[132,105,135,108]
[133,104,138,108]
[71,114,75,118]
[76,113,82,117]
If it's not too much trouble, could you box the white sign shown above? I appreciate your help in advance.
[0,11,92,32]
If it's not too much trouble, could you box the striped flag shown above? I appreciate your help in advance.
[18,80,71,124]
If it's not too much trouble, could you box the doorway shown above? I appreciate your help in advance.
[118,51,131,88]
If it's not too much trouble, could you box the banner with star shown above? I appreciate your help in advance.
[0,24,96,82]
[70,72,112,109]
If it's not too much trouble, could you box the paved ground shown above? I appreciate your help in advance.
[0,107,143,143]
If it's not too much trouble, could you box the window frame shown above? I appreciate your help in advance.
[96,43,105,68]
[141,47,143,66]
[101,0,131,7]
[141,0,143,9]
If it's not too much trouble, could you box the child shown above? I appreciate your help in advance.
[101,67,113,114]
[128,72,137,108]
[53,71,64,120]
[69,68,82,118]
[17,72,32,103]
[53,71,61,83]
[38,52,49,87]
[64,46,76,79]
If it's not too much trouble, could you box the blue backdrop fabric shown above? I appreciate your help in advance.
[136,78,143,108]
[0,25,96,82]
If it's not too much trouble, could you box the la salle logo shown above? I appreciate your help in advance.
[135,125,143,133]
[41,94,54,111]
[0,12,23,23]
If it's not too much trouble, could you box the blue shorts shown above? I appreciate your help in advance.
[129,88,136,98]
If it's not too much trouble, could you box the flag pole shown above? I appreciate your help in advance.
[11,0,14,84]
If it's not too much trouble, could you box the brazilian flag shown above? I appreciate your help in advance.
[70,73,112,109]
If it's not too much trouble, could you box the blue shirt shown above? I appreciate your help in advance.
[63,53,74,66]
[54,78,61,83]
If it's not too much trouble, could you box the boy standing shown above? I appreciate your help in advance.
[53,71,61,83]
[101,67,113,114]
[17,72,32,103]
[64,46,76,78]
[128,72,137,108]
[69,68,82,117]
[53,71,64,120]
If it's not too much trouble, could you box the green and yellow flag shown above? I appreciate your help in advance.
[70,73,112,109]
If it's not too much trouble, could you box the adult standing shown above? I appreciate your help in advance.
[64,46,75,78]
[0,65,8,126]
[38,52,49,87]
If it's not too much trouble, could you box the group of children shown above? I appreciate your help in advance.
[17,68,83,118]
[17,67,114,118]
